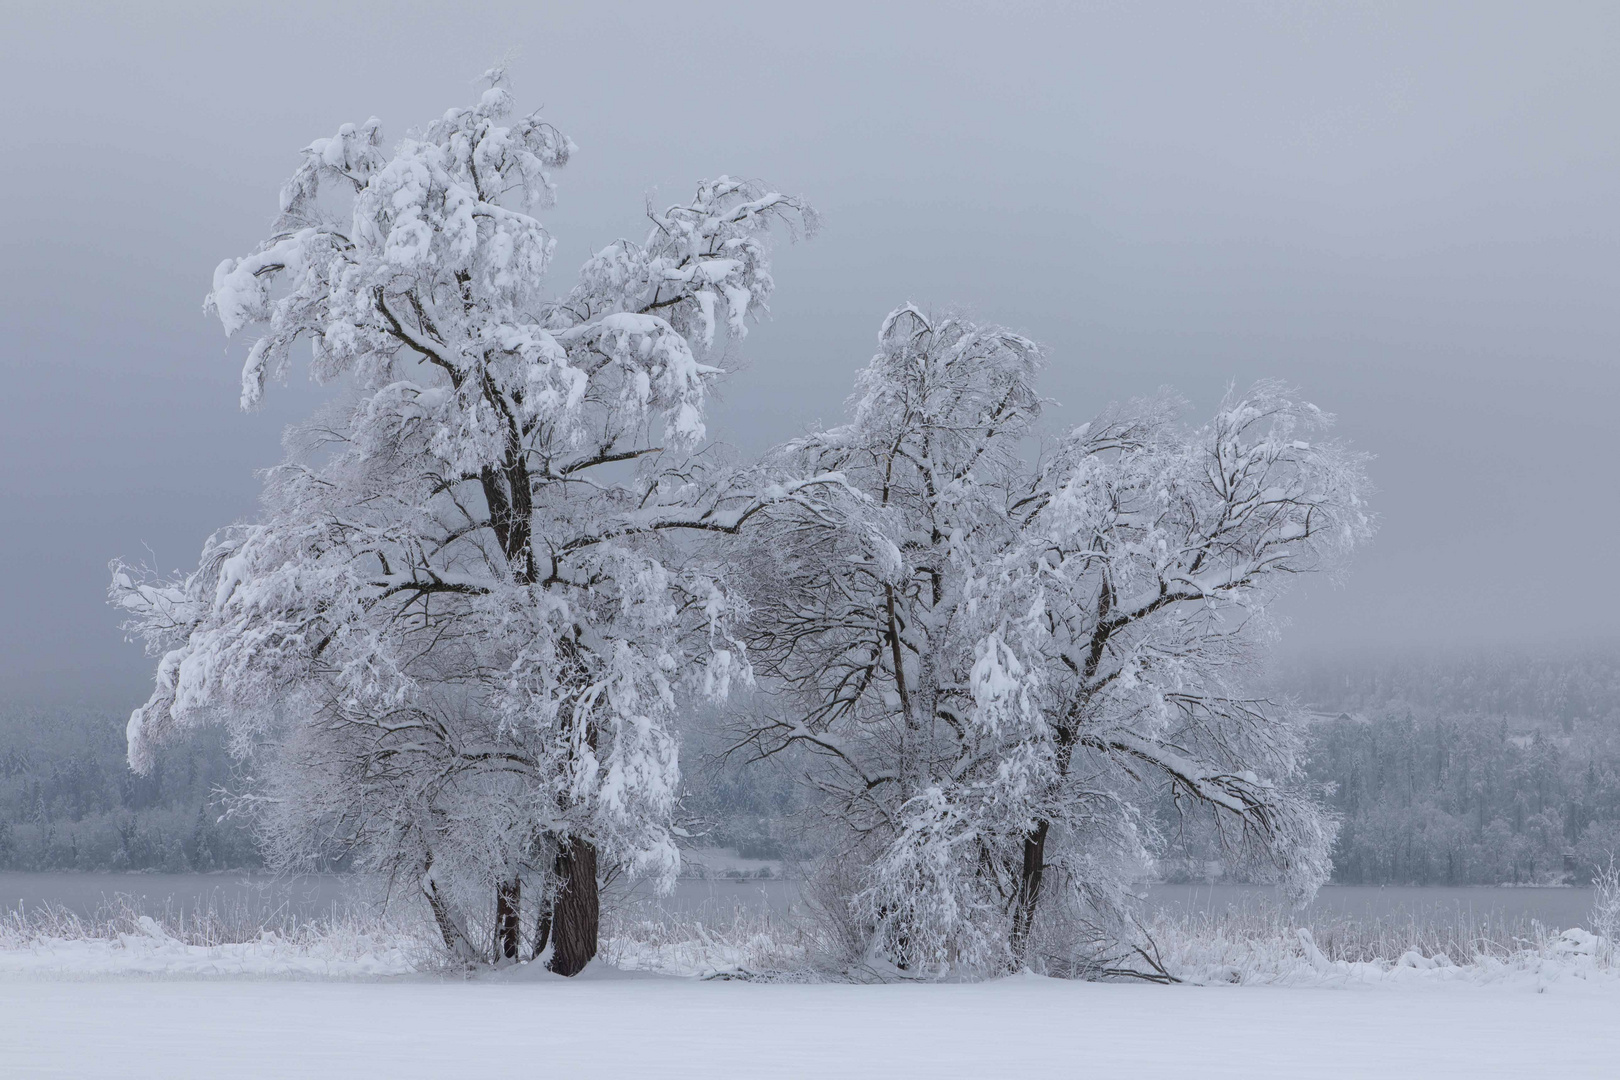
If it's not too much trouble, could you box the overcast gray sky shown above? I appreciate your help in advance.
[1,1,1616,707]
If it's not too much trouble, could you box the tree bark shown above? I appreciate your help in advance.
[495,877,522,961]
[485,437,599,973]
[483,450,537,967]
[546,836,599,976]
[1009,819,1049,967]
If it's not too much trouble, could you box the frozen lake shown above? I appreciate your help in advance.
[0,871,800,924]
[0,871,1598,931]
[1147,882,1598,931]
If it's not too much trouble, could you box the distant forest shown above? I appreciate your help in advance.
[1286,650,1620,885]
[4,649,1620,881]
[0,708,258,873]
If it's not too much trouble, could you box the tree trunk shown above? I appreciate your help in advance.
[421,854,477,962]
[1009,820,1049,968]
[495,877,521,961]
[546,836,599,976]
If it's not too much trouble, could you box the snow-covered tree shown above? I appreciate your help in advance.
[735,306,1373,976]
[111,73,816,972]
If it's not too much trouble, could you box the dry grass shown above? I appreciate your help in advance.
[5,881,1614,984]
[0,887,437,972]
[599,899,815,978]
[1148,895,1556,967]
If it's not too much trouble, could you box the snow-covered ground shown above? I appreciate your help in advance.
[0,916,420,980]
[5,912,1619,1077]
[3,967,1618,1079]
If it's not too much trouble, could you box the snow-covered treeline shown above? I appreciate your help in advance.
[0,708,256,872]
[1299,711,1620,886]
[111,78,1370,978]
[1289,649,1620,729]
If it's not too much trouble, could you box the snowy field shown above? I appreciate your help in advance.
[3,967,1618,1079]
[5,875,1619,1077]
[4,915,1620,1079]
[9,880,1620,1075]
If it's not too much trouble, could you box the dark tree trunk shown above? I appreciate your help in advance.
[546,836,599,976]
[495,877,521,961]
[482,453,541,967]
[1010,820,1049,967]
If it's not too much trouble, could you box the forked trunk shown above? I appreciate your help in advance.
[547,836,599,976]
[1009,820,1049,967]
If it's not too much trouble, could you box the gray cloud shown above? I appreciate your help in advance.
[2,0,1615,706]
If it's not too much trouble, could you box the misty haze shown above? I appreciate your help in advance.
[2,3,1617,1077]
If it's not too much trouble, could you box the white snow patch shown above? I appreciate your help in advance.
[3,972,1619,1078]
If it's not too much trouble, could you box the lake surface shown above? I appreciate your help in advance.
[0,871,800,924]
[0,872,1599,931]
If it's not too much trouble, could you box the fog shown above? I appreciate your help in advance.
[1,0,1616,707]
